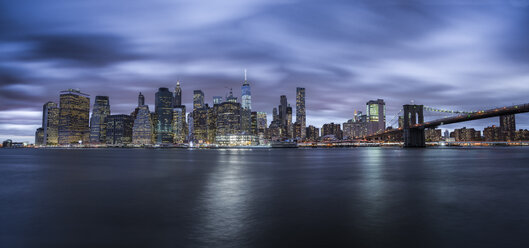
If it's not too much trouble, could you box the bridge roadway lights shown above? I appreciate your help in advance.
[403,104,426,148]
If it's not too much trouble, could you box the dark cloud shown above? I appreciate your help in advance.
[17,34,143,67]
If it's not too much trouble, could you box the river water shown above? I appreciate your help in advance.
[1,147,529,247]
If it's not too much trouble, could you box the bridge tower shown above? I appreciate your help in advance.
[403,104,425,147]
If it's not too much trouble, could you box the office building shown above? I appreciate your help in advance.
[213,96,223,105]
[425,129,442,142]
[322,123,342,140]
[296,87,306,139]
[193,90,204,111]
[105,114,133,145]
[58,89,90,145]
[35,128,44,145]
[484,125,502,141]
[155,87,174,144]
[306,125,319,141]
[89,96,110,144]
[216,101,241,137]
[500,114,516,141]
[173,81,182,107]
[173,105,187,143]
[451,127,481,142]
[42,101,59,145]
[366,99,386,135]
[132,105,153,144]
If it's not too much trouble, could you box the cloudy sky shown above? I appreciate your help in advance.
[1,0,529,141]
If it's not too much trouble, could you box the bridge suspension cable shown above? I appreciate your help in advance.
[423,106,476,114]
[387,109,402,128]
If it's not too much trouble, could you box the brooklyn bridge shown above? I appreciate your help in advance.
[365,103,529,147]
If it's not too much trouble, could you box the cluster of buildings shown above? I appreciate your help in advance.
[29,78,529,146]
[34,74,308,147]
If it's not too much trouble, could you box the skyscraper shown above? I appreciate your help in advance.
[132,105,153,145]
[58,89,90,145]
[366,99,386,135]
[155,87,174,144]
[193,90,204,111]
[215,101,241,137]
[172,105,187,143]
[42,101,59,145]
[241,69,251,110]
[138,92,145,107]
[105,114,134,145]
[173,81,182,107]
[296,87,306,139]
[89,96,110,144]
[256,112,267,136]
[280,95,287,127]
[241,71,252,134]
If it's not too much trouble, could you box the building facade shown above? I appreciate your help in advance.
[105,114,134,145]
[155,88,174,144]
[89,96,110,144]
[500,114,516,141]
[132,105,153,144]
[42,101,59,145]
[366,99,386,135]
[295,87,306,139]
[58,89,90,145]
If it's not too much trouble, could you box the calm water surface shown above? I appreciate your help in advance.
[1,147,529,247]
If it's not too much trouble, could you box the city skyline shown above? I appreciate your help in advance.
[2,1,529,141]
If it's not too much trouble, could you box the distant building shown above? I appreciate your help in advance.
[213,96,223,105]
[451,127,481,142]
[251,111,258,135]
[193,106,209,143]
[296,87,306,139]
[241,70,251,110]
[515,129,529,141]
[173,81,182,107]
[172,105,187,143]
[155,88,174,144]
[293,122,302,141]
[58,89,90,145]
[343,111,368,139]
[132,105,153,145]
[216,101,241,137]
[425,129,442,142]
[366,99,385,135]
[193,90,204,111]
[500,114,515,141]
[256,112,267,136]
[42,101,59,145]
[306,125,319,141]
[206,106,217,144]
[322,123,342,140]
[105,114,134,145]
[89,96,110,144]
[443,129,450,139]
[483,125,502,141]
[35,128,44,145]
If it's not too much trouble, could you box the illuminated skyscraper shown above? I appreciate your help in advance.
[58,89,90,145]
[89,96,110,144]
[241,69,251,110]
[132,105,153,145]
[296,87,306,139]
[42,101,59,145]
[155,87,174,144]
[35,128,44,145]
[105,114,133,145]
[215,101,241,137]
[173,105,187,143]
[193,90,204,111]
[173,81,182,107]
[193,106,209,143]
[366,99,386,135]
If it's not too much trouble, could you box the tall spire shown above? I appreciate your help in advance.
[244,68,247,82]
